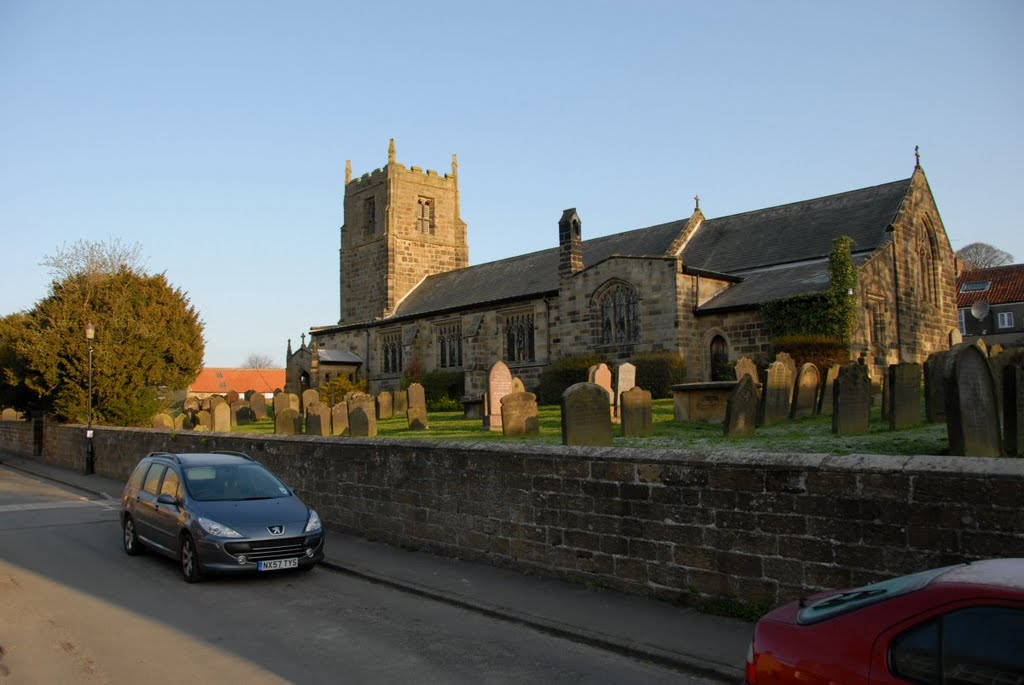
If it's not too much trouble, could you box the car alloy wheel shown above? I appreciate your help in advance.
[180,535,202,583]
[122,516,143,556]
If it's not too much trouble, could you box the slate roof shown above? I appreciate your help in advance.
[957,264,1024,307]
[189,368,286,394]
[318,349,363,364]
[351,176,913,324]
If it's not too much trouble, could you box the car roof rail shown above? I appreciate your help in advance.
[147,451,180,463]
[211,450,254,461]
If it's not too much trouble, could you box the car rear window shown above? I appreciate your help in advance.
[797,565,959,625]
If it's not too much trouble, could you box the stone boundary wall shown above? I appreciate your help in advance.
[0,420,34,456]
[7,424,1024,608]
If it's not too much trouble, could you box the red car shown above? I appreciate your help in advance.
[745,558,1024,684]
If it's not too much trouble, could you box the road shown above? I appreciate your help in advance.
[0,465,719,684]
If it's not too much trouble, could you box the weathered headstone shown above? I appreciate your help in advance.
[349,404,377,437]
[888,362,922,431]
[235,404,255,426]
[724,375,759,438]
[988,347,1024,427]
[485,361,513,431]
[302,389,320,414]
[200,397,212,411]
[510,377,526,394]
[152,413,173,430]
[209,395,226,413]
[196,410,212,430]
[759,361,793,426]
[394,389,409,416]
[407,405,429,431]
[832,363,871,436]
[614,362,637,418]
[620,386,653,438]
[500,391,539,437]
[923,352,949,423]
[377,391,394,419]
[244,389,256,401]
[775,353,797,401]
[193,424,210,432]
[212,403,231,432]
[817,364,840,416]
[305,403,331,436]
[790,363,821,419]
[273,392,295,417]
[225,390,240,406]
[173,414,187,431]
[331,402,349,436]
[249,393,267,420]
[1004,362,1024,456]
[1,408,20,421]
[561,383,613,446]
[734,357,760,385]
[945,344,1001,457]
[407,383,426,412]
[589,363,614,412]
[275,408,302,435]
[949,328,962,347]
[183,397,200,413]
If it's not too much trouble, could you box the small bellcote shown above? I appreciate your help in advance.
[558,208,583,277]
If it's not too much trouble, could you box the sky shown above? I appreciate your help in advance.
[2,1,1022,368]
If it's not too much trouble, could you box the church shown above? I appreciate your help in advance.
[287,140,958,399]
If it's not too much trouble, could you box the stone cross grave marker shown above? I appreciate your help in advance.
[620,386,653,438]
[275,408,301,435]
[724,375,759,438]
[832,363,870,436]
[791,363,821,419]
[734,357,760,385]
[945,344,1001,457]
[759,361,793,426]
[614,363,637,419]
[561,382,613,446]
[923,352,948,423]
[305,403,331,436]
[888,362,922,431]
[501,391,539,437]
[331,402,349,436]
[377,391,394,419]
[486,361,513,431]
[817,364,840,416]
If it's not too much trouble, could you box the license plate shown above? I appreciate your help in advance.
[258,558,298,571]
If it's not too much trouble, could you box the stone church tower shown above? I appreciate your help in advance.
[339,139,469,324]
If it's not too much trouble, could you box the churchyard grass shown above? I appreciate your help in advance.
[229,399,949,456]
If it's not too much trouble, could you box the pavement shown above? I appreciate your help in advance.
[0,451,752,683]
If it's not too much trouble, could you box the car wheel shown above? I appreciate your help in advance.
[180,534,202,583]
[122,516,144,556]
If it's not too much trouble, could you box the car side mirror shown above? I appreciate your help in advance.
[157,493,179,506]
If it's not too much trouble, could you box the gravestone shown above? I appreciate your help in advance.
[201,397,212,412]
[331,402,349,436]
[620,386,653,438]
[976,339,988,358]
[888,363,922,431]
[832,363,871,436]
[394,389,409,416]
[209,395,226,413]
[193,424,210,432]
[377,391,394,419]
[152,413,173,430]
[775,353,797,401]
[244,389,256,401]
[988,347,1024,427]
[759,361,793,426]
[347,393,375,428]
[923,352,949,423]
[305,403,331,436]
[249,393,267,420]
[734,357,760,385]
[1004,362,1024,456]
[817,364,840,416]
[212,403,231,432]
[196,410,212,430]
[225,390,240,406]
[614,362,637,418]
[407,383,426,412]
[349,404,377,437]
[1,408,20,421]
[500,391,539,437]
[511,377,526,394]
[561,383,613,446]
[589,363,614,412]
[949,328,962,346]
[302,389,320,414]
[183,397,200,413]
[724,375,759,438]
[275,408,302,435]
[485,361,513,431]
[173,414,187,431]
[407,405,429,431]
[273,393,294,417]
[990,343,1004,358]
[945,344,1001,457]
[234,403,255,426]
[791,363,821,419]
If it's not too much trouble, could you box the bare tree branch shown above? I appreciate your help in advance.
[956,242,1014,270]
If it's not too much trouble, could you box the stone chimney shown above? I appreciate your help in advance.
[559,208,583,278]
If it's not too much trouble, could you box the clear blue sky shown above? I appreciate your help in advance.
[2,1,1021,367]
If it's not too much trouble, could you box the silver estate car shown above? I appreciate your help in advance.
[120,451,325,582]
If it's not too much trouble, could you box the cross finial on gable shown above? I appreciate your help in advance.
[694,194,701,211]
[301,333,307,348]
[914,145,920,169]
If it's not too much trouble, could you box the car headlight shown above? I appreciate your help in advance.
[197,517,243,538]
[305,510,322,533]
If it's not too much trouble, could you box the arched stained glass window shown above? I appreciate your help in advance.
[504,313,535,363]
[596,283,641,345]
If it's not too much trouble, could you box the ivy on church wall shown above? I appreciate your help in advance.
[760,236,858,343]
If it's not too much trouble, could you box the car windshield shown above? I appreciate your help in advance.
[183,463,292,502]
[797,565,959,625]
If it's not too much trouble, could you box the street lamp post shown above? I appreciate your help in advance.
[84,321,95,475]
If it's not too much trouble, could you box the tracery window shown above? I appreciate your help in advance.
[417,197,435,235]
[437,323,462,369]
[596,283,641,345]
[868,298,887,346]
[504,312,535,363]
[381,332,403,374]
